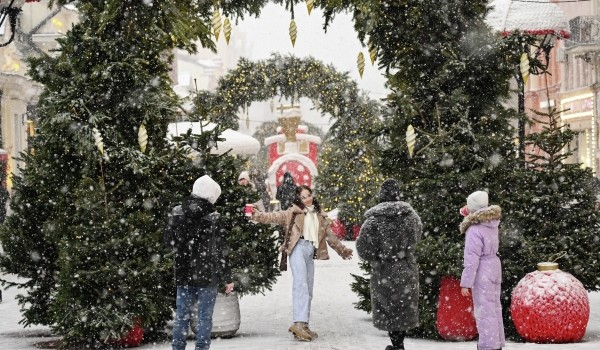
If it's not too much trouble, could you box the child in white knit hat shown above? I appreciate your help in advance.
[459,190,505,350]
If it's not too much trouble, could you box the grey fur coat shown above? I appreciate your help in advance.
[357,201,423,331]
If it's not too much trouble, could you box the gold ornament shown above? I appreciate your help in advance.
[369,43,377,65]
[223,18,232,44]
[92,127,104,155]
[306,0,314,15]
[406,124,416,158]
[212,9,222,41]
[138,123,148,153]
[357,52,365,78]
[520,53,530,84]
[289,19,297,47]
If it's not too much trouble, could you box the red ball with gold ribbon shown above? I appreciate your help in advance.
[510,262,590,343]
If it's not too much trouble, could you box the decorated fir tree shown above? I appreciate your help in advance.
[0,0,276,347]
[322,0,523,336]
[499,105,600,334]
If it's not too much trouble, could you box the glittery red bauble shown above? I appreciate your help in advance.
[436,276,478,341]
[112,319,144,348]
[511,269,590,343]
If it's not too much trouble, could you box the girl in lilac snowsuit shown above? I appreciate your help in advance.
[459,191,505,350]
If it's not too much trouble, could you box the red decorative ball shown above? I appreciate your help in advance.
[511,269,590,343]
[436,276,478,341]
[112,320,144,348]
[330,219,346,240]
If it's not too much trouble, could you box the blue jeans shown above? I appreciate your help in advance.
[172,286,218,350]
[290,239,315,323]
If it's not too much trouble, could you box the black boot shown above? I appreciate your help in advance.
[384,345,405,350]
[388,331,405,350]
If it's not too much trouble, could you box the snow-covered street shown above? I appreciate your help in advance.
[1,241,599,350]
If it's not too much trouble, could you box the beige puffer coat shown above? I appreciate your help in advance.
[252,204,353,260]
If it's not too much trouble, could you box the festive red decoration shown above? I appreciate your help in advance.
[511,269,590,343]
[436,276,478,341]
[352,225,361,240]
[112,319,144,348]
[330,219,346,240]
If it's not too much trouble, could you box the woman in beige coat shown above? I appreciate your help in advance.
[250,185,353,342]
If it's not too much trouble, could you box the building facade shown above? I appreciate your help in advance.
[553,0,600,175]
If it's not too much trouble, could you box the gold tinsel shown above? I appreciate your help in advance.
[357,52,365,78]
[223,18,232,44]
[212,9,222,41]
[306,0,314,15]
[289,19,297,47]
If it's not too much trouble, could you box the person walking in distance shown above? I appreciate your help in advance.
[249,185,353,342]
[459,190,505,350]
[276,172,296,210]
[163,175,234,350]
[357,179,422,350]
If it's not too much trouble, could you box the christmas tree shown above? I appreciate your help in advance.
[0,0,276,347]
[323,0,521,336]
[499,104,600,335]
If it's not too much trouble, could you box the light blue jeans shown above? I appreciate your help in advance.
[290,239,315,323]
[172,286,218,350]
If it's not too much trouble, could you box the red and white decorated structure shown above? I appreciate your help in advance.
[264,108,321,195]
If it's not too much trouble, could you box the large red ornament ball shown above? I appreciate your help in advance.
[112,321,144,348]
[511,269,590,343]
[436,276,478,341]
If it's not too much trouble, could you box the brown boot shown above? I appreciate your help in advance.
[303,323,318,339]
[289,322,312,341]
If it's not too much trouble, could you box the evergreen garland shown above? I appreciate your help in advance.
[194,54,382,228]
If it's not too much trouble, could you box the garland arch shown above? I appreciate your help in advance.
[197,54,380,132]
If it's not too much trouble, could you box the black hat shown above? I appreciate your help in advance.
[379,179,400,203]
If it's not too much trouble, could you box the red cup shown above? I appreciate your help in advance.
[459,206,470,217]
[244,204,254,216]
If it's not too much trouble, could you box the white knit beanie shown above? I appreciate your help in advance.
[238,171,250,181]
[467,191,489,213]
[192,175,221,204]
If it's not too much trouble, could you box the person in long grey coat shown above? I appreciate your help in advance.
[459,191,505,350]
[357,179,422,350]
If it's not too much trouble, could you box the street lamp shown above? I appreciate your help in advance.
[0,0,39,47]
[486,0,570,164]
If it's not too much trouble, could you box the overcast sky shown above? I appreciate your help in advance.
[219,3,388,134]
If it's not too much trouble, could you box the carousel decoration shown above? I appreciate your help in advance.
[264,105,321,195]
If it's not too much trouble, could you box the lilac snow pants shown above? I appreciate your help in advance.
[472,256,505,350]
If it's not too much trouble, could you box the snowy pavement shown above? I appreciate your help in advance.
[1,241,599,349]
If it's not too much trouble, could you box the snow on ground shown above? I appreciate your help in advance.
[1,241,599,349]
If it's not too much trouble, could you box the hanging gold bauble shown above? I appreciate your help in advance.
[212,10,222,41]
[223,18,232,44]
[357,52,365,78]
[289,19,297,47]
[138,123,148,153]
[406,124,416,158]
[306,0,314,15]
[92,127,104,155]
[369,43,377,65]
[520,53,530,85]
